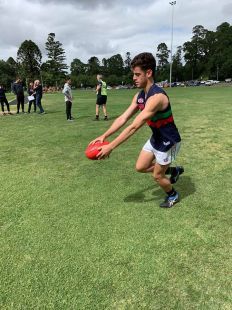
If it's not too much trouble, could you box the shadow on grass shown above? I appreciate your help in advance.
[177,176,196,200]
[72,115,120,121]
[92,115,120,121]
[124,176,196,203]
[124,185,157,203]
[45,110,69,115]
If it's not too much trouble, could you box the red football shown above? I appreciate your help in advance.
[85,141,110,160]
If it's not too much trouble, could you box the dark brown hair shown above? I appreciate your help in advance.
[131,52,156,77]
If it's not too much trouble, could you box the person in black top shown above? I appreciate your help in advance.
[34,80,45,114]
[27,82,36,113]
[12,78,25,113]
[0,84,11,114]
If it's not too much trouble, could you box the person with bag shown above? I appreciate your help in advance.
[34,80,45,114]
[27,82,36,113]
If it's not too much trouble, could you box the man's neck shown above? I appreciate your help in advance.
[144,79,154,94]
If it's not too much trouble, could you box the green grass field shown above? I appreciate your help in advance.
[0,87,231,309]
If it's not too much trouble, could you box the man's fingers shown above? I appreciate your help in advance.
[89,139,100,146]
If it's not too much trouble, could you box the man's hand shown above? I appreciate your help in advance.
[89,135,105,146]
[96,144,113,159]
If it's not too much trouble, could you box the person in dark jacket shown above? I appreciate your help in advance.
[34,80,45,114]
[12,78,25,113]
[0,84,11,114]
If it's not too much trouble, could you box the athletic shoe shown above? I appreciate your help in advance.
[104,116,108,120]
[67,119,74,121]
[160,192,180,208]
[170,166,184,184]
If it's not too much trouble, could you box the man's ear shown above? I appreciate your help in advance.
[146,69,153,78]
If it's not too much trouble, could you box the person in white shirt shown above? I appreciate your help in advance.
[62,78,73,121]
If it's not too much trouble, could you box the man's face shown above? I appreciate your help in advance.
[132,66,151,88]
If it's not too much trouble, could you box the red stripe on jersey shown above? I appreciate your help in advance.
[147,115,174,128]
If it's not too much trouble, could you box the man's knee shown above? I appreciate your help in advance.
[153,171,165,183]
[135,162,147,173]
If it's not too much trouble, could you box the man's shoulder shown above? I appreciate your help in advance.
[148,85,168,101]
[151,84,166,93]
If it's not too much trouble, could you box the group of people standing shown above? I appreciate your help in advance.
[12,79,45,114]
[0,78,46,115]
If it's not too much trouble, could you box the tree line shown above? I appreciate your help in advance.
[0,22,231,89]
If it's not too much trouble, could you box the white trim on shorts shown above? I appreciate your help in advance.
[142,139,181,165]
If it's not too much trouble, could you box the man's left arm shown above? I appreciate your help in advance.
[97,94,164,159]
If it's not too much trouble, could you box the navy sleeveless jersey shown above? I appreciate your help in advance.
[137,84,181,152]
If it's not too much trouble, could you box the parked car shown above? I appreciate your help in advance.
[186,80,195,86]
[225,78,232,83]
[171,82,177,87]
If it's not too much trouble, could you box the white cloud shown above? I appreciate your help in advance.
[0,0,230,66]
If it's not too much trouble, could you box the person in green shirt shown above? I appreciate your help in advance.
[95,74,108,120]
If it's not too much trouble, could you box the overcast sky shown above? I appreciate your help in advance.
[0,0,231,66]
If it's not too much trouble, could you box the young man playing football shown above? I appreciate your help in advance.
[90,52,184,208]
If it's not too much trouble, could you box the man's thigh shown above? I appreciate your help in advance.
[136,149,155,171]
